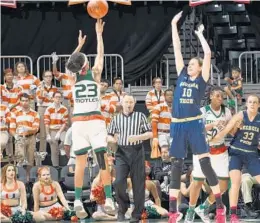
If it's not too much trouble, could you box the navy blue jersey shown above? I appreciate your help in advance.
[230,111,260,152]
[172,67,207,119]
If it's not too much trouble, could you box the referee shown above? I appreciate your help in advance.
[107,95,152,223]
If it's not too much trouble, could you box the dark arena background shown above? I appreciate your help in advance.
[1,0,260,222]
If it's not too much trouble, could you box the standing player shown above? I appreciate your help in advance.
[186,87,232,222]
[66,19,115,216]
[211,95,260,223]
[169,11,226,223]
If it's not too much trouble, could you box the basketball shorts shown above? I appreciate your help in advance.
[193,150,229,180]
[72,120,107,156]
[170,119,209,158]
[229,149,260,177]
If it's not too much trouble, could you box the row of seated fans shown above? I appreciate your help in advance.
[4,165,100,211]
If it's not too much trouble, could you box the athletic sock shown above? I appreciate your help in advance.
[230,206,237,215]
[104,185,113,199]
[188,204,196,212]
[215,193,224,209]
[202,198,212,209]
[75,187,82,200]
[169,196,177,213]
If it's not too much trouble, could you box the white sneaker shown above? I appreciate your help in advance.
[74,199,83,212]
[195,205,211,223]
[104,198,117,215]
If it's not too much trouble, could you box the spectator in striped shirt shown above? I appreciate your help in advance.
[145,77,165,113]
[151,88,173,158]
[44,91,68,167]
[107,95,152,222]
[100,79,115,126]
[1,69,23,157]
[1,68,23,111]
[9,93,40,173]
[108,77,127,114]
[15,62,41,110]
[0,103,11,159]
[36,71,58,153]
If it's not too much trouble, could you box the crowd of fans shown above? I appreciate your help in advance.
[0,58,259,222]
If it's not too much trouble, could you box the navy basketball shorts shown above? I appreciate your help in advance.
[170,119,209,158]
[229,150,260,177]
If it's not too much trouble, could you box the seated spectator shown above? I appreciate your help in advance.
[241,169,259,218]
[126,177,168,218]
[0,164,44,222]
[153,147,171,184]
[32,166,71,221]
[224,67,243,108]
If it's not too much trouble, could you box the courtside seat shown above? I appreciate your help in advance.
[223,3,246,14]
[210,14,230,26]
[60,165,91,203]
[232,14,250,26]
[204,4,223,14]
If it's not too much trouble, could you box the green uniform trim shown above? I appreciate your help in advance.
[73,111,102,117]
[75,146,92,156]
[76,70,93,83]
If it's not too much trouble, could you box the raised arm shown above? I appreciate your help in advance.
[92,19,105,83]
[171,11,185,76]
[211,111,243,143]
[195,24,211,82]
[72,30,86,54]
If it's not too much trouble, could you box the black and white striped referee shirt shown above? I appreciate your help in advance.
[107,111,151,146]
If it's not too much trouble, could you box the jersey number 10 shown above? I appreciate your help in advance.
[182,88,192,97]
[75,84,98,98]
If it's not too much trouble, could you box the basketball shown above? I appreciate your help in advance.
[87,0,109,19]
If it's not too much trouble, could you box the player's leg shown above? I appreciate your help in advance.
[185,154,204,223]
[189,120,226,222]
[90,120,116,214]
[72,122,91,215]
[228,154,243,222]
[168,122,187,222]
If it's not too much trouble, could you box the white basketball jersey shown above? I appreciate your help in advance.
[72,70,101,118]
[201,105,232,146]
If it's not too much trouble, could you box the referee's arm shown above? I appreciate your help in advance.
[107,117,117,144]
[128,113,152,143]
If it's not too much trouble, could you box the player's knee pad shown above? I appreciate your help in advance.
[199,157,218,187]
[95,149,106,170]
[169,158,184,190]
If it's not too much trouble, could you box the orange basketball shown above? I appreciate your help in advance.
[87,0,109,19]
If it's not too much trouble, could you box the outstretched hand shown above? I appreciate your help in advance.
[195,24,204,36]
[171,11,183,25]
[96,19,105,35]
[78,30,87,46]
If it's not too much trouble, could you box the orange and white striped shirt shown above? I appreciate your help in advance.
[0,104,11,132]
[53,72,72,99]
[36,84,58,107]
[0,84,23,109]
[151,102,172,135]
[16,74,41,99]
[101,93,115,126]
[44,104,68,130]
[9,109,40,136]
[108,90,127,112]
[145,89,165,112]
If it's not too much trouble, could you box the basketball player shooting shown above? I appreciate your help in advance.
[66,19,116,217]
[168,11,226,223]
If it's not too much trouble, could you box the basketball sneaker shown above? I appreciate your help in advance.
[168,212,183,223]
[215,206,226,223]
[184,208,195,223]
[104,197,116,215]
[74,199,84,212]
[230,214,240,223]
[195,205,211,223]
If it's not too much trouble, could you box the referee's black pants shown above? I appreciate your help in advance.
[114,144,145,219]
